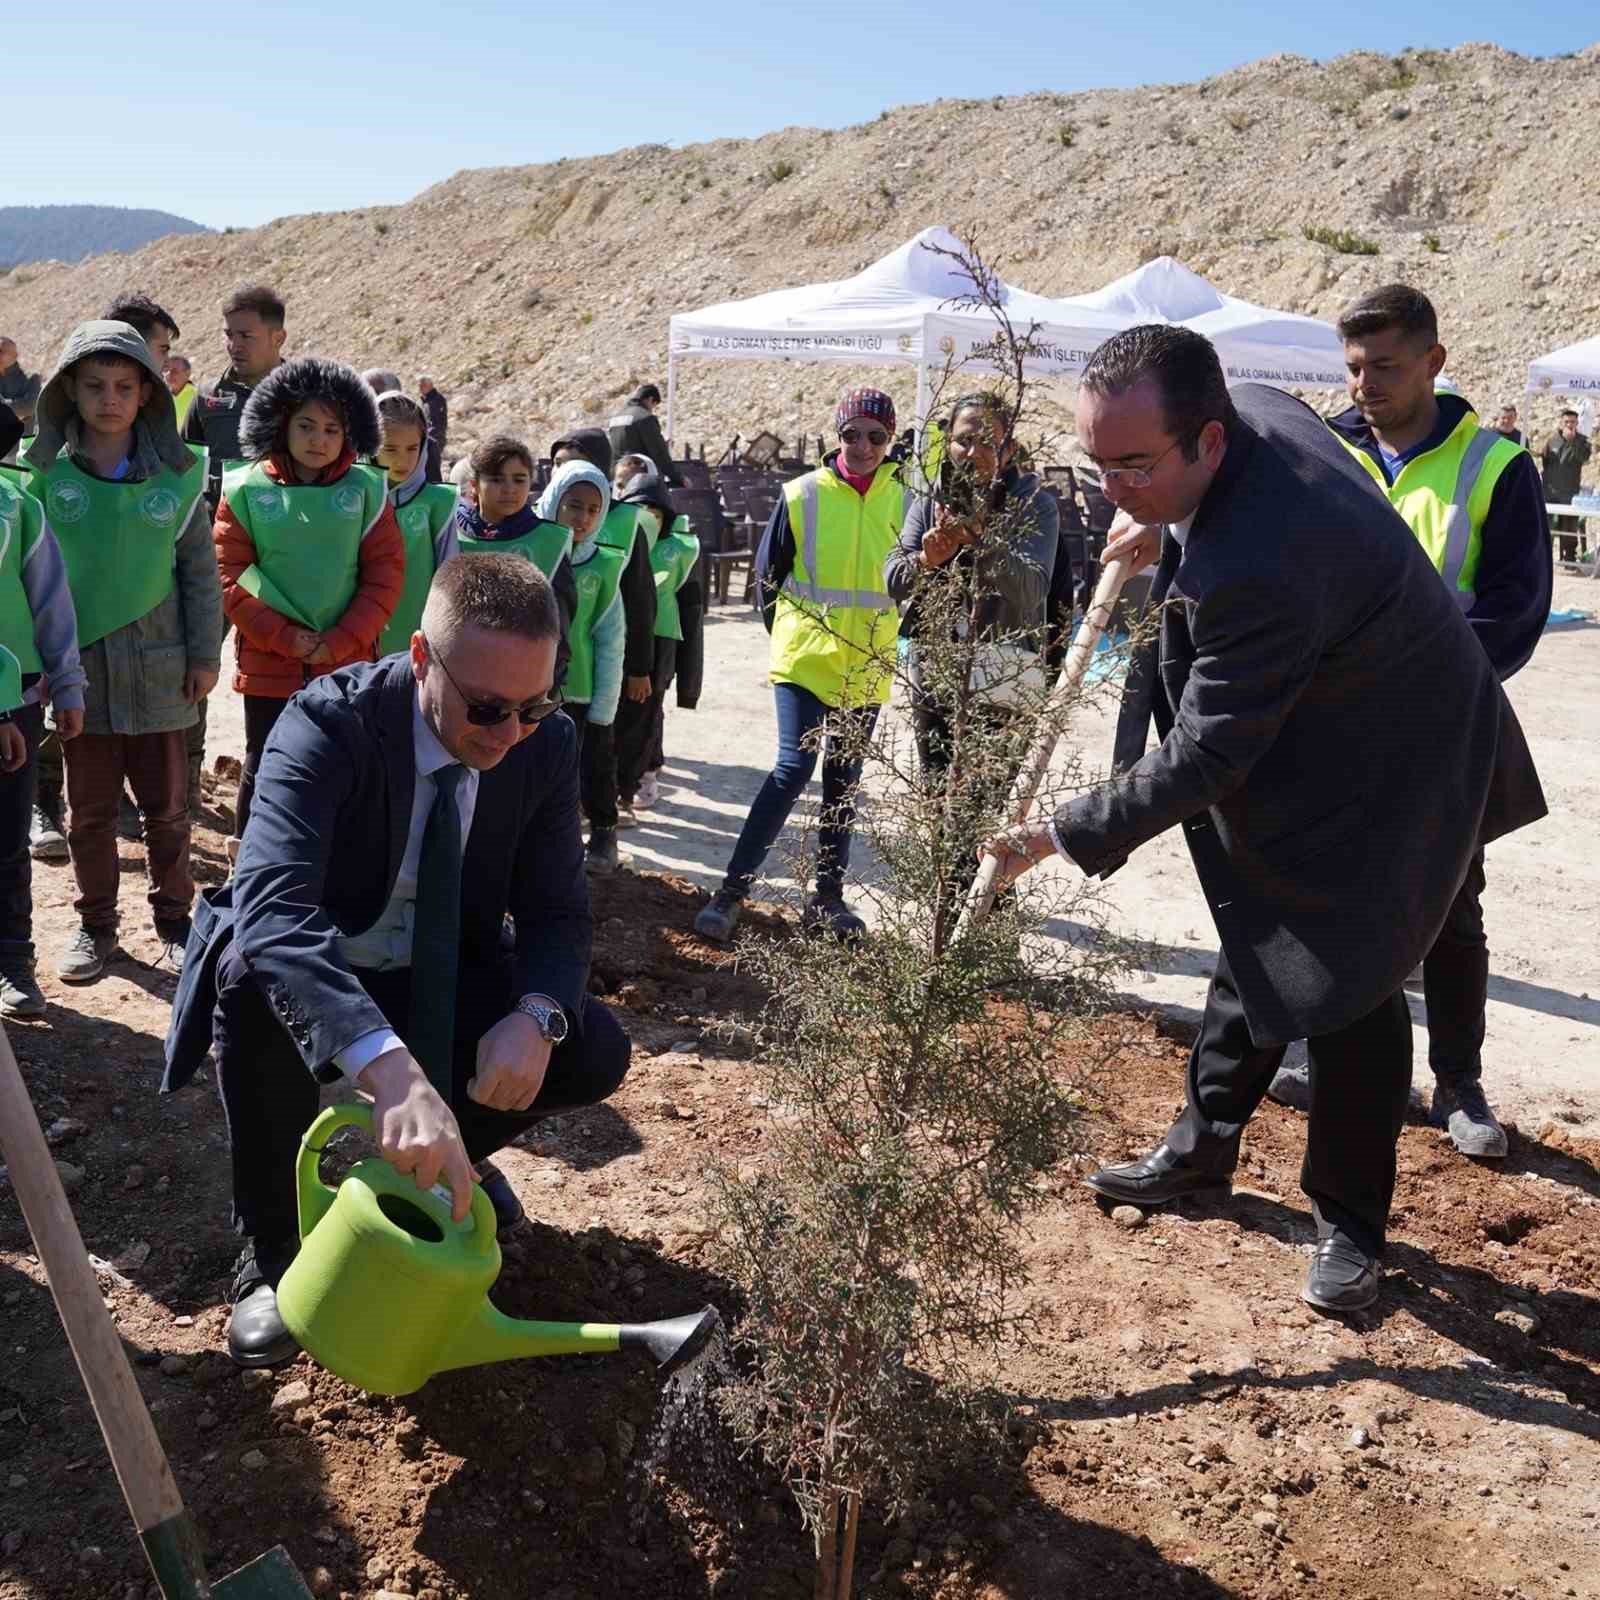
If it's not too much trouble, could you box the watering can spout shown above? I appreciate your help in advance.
[438,1303,723,1377]
[618,1306,723,1374]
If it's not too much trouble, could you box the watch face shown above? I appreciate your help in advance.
[545,1010,570,1043]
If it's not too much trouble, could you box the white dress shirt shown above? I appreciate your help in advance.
[334,693,480,1076]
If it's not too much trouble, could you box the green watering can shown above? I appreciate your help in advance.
[276,1105,719,1396]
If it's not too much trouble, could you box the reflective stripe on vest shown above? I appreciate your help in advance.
[1439,428,1502,611]
[0,477,45,712]
[781,475,900,611]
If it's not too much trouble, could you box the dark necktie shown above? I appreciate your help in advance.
[408,763,465,1096]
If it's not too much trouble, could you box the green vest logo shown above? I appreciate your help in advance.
[400,505,427,537]
[139,487,181,528]
[249,487,287,522]
[47,481,90,525]
[333,486,364,518]
[578,570,601,597]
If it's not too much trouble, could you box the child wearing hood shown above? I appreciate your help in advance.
[213,356,404,848]
[371,391,459,656]
[18,319,222,981]
[611,455,703,814]
[537,459,626,872]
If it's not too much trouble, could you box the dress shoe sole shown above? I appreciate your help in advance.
[1084,1173,1230,1208]
[226,1329,301,1369]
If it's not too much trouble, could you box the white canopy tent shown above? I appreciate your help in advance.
[665,226,1129,440]
[1048,256,1349,389]
[1526,334,1600,398]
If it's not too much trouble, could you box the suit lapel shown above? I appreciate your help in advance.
[378,662,418,901]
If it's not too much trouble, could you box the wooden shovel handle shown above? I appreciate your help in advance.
[0,1025,188,1535]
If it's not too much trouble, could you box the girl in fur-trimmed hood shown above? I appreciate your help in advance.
[213,355,405,843]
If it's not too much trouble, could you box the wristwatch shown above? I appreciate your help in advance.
[514,996,569,1044]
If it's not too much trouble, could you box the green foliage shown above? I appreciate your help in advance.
[578,310,595,327]
[765,159,797,185]
[375,220,390,237]
[1303,223,1380,256]
[1423,232,1441,253]
[1054,122,1076,149]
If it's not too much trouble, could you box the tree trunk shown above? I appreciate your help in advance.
[814,1490,841,1600]
[835,1494,862,1599]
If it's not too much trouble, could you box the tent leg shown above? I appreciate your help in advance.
[665,352,678,453]
[913,361,931,493]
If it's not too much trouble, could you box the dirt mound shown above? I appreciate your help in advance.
[4,45,1599,465]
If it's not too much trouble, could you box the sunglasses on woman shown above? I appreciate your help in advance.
[422,634,564,727]
[839,426,889,446]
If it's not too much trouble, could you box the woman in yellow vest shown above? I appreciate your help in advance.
[694,389,904,945]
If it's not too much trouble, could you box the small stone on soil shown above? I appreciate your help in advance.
[1111,1205,1146,1230]
[239,1449,268,1470]
[1496,1308,1540,1336]
[158,1355,189,1377]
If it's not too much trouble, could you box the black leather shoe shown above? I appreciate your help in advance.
[476,1160,526,1236]
[226,1244,300,1369]
[1083,1143,1231,1207]
[1302,1235,1379,1312]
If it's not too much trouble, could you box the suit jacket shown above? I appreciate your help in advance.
[1053,384,1545,1049]
[163,654,591,1089]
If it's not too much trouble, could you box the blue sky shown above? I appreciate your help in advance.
[14,4,1592,229]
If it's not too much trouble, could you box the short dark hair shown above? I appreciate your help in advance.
[104,293,179,341]
[471,433,534,479]
[421,553,561,646]
[377,391,428,435]
[222,283,286,327]
[1560,408,1579,420]
[166,353,192,372]
[632,383,661,405]
[361,368,403,397]
[1080,324,1237,460]
[1335,284,1438,349]
[949,390,1014,443]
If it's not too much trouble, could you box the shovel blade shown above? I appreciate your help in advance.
[213,1546,317,1598]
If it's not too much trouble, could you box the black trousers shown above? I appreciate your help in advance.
[614,637,678,802]
[564,703,619,833]
[213,942,631,1261]
[1422,849,1486,1083]
[1164,951,1412,1258]
[0,701,44,957]
[235,694,290,840]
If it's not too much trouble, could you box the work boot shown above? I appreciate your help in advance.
[1266,1049,1312,1112]
[155,917,192,974]
[693,888,743,944]
[0,949,46,1019]
[635,771,661,810]
[802,889,866,943]
[1431,1076,1508,1159]
[226,1242,300,1369]
[29,803,67,863]
[585,828,620,874]
[58,925,118,984]
[117,791,144,843]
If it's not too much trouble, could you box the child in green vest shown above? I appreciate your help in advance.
[214,357,405,848]
[612,457,702,814]
[0,406,87,1013]
[372,392,458,656]
[19,320,223,982]
[536,460,625,872]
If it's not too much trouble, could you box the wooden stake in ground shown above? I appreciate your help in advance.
[960,552,1135,930]
[0,1025,313,1599]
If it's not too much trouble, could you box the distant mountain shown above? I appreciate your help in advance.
[0,205,210,269]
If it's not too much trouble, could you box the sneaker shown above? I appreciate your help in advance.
[585,828,620,874]
[58,926,118,984]
[29,805,67,863]
[693,889,743,944]
[802,890,866,943]
[0,956,46,1018]
[1266,1054,1312,1112]
[117,793,144,843]
[635,771,661,810]
[226,836,241,867]
[155,918,192,973]
[1431,1077,1508,1159]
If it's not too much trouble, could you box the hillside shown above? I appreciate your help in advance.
[0,204,209,271]
[2,44,1598,460]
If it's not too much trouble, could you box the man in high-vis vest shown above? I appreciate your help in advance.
[1273,284,1551,1157]
[693,388,905,945]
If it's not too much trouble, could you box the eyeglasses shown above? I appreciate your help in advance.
[422,634,563,727]
[839,427,889,447]
[1096,437,1186,490]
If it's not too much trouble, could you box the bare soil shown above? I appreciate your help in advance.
[2,802,1598,1600]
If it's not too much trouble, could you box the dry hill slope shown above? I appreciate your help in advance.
[3,43,1599,458]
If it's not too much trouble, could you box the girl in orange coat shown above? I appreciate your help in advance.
[213,358,404,846]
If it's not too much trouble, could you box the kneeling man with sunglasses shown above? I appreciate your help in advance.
[164,554,631,1367]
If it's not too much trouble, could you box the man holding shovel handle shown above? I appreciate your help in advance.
[983,325,1543,1313]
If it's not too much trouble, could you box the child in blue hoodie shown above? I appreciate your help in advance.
[536,459,624,873]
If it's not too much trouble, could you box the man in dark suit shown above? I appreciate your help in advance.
[164,554,631,1366]
[989,326,1545,1312]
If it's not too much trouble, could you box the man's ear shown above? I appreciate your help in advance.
[1201,417,1227,468]
[1427,343,1447,382]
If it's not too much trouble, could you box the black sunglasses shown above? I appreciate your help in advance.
[839,426,889,446]
[422,633,563,727]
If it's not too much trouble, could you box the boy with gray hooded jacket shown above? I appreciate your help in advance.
[20,321,223,981]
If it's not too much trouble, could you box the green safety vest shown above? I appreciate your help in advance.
[565,541,625,704]
[225,461,387,632]
[771,463,904,708]
[24,445,207,648]
[595,501,640,563]
[381,482,459,656]
[0,475,45,713]
[457,518,571,580]
[649,514,699,642]
[1337,409,1522,609]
